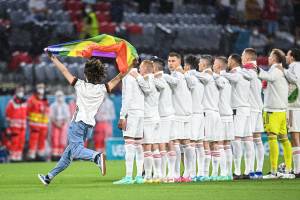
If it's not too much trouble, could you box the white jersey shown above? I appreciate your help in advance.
[240,68,263,112]
[185,69,204,114]
[164,71,193,118]
[221,67,251,109]
[153,72,175,117]
[120,69,144,119]
[284,62,300,110]
[259,64,288,112]
[136,74,160,121]
[73,79,107,126]
[214,72,232,117]
[192,68,219,112]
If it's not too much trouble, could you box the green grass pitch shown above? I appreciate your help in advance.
[0,157,300,200]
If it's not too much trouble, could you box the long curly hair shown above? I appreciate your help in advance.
[84,58,107,84]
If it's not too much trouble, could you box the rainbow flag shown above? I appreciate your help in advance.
[44,34,138,73]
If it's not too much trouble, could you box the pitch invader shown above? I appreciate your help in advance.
[115,64,146,185]
[240,48,265,179]
[152,57,177,182]
[192,55,223,181]
[130,60,161,183]
[213,57,234,181]
[166,52,194,182]
[183,55,205,181]
[285,48,300,178]
[221,54,254,179]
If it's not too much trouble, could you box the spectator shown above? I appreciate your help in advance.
[245,0,262,26]
[293,0,300,45]
[80,4,99,39]
[50,90,70,161]
[262,0,279,36]
[27,82,49,161]
[249,27,268,54]
[93,95,116,152]
[111,0,125,23]
[28,0,48,22]
[5,85,27,161]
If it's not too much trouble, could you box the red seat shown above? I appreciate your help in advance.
[69,10,82,22]
[100,22,116,34]
[127,23,143,35]
[96,11,111,23]
[8,51,32,71]
[66,1,83,11]
[94,2,111,12]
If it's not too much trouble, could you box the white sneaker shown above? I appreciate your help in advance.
[280,173,295,179]
[263,173,280,179]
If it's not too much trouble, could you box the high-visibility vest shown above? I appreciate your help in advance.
[27,94,49,127]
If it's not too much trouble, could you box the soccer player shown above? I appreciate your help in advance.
[166,52,193,182]
[115,65,146,185]
[284,48,300,178]
[213,57,234,180]
[221,54,254,179]
[241,48,265,179]
[193,55,222,181]
[183,55,205,181]
[152,57,177,182]
[38,53,126,185]
[258,49,294,179]
[129,60,161,183]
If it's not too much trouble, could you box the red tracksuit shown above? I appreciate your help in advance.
[27,94,49,159]
[5,96,27,161]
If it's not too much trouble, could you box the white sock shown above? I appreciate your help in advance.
[160,150,167,178]
[196,143,205,176]
[167,151,176,178]
[174,143,181,178]
[254,137,264,172]
[153,149,162,179]
[231,140,242,175]
[224,145,233,176]
[124,142,135,177]
[292,147,300,174]
[135,142,144,177]
[243,140,255,175]
[219,145,227,176]
[182,145,189,178]
[203,150,211,177]
[211,150,220,177]
[189,145,196,178]
[144,151,153,179]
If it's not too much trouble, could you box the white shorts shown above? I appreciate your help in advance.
[250,111,264,133]
[221,116,234,141]
[233,108,252,137]
[123,116,143,138]
[204,111,223,142]
[287,110,300,132]
[173,115,192,140]
[142,121,160,144]
[158,116,174,143]
[191,113,205,141]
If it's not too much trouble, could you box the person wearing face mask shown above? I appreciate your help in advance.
[27,82,50,161]
[50,90,70,161]
[5,85,27,161]
[80,4,99,39]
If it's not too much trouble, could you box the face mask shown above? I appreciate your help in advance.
[253,30,259,36]
[57,96,64,103]
[37,88,45,95]
[85,8,91,13]
[16,92,24,98]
